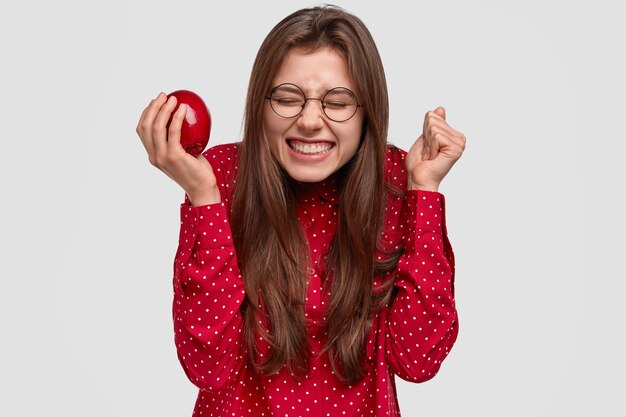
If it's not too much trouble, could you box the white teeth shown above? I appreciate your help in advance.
[290,141,332,154]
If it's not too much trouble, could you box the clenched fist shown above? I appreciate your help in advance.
[406,107,466,192]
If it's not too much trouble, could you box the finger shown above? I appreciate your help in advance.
[429,132,442,160]
[422,109,467,160]
[421,111,441,160]
[422,110,445,143]
[424,116,466,150]
[450,131,467,152]
[167,103,187,153]
[137,105,155,156]
[434,130,466,162]
[152,95,178,158]
[137,92,167,135]
[428,108,466,144]
[137,92,167,157]
[424,115,455,137]
[432,122,465,150]
[425,125,457,161]
[425,122,445,145]
[136,104,151,136]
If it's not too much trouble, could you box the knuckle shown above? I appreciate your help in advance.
[459,135,467,149]
[427,111,439,120]
[154,155,166,167]
[139,121,151,132]
[425,115,438,128]
[163,153,175,165]
[161,152,179,167]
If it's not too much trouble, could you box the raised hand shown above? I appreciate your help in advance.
[136,92,220,206]
[405,107,466,192]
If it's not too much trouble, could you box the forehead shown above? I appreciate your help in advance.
[272,46,354,93]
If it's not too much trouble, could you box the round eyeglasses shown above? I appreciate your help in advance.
[266,83,361,122]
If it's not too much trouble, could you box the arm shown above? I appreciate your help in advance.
[136,93,244,391]
[384,106,465,381]
[385,190,458,383]
[173,201,247,392]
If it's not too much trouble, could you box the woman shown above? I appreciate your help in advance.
[136,5,465,416]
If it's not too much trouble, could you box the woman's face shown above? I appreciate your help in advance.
[263,46,364,183]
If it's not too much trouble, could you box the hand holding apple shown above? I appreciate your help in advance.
[166,90,211,157]
[136,92,220,206]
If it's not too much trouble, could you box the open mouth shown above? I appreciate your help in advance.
[287,139,334,155]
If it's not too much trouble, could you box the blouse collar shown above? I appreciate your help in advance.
[292,174,341,205]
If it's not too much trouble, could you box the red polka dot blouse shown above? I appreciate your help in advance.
[174,143,458,416]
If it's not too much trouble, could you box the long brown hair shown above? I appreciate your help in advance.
[231,4,397,384]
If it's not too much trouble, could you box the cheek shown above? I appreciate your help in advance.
[339,123,364,157]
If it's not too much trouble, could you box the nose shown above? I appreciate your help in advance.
[297,98,324,130]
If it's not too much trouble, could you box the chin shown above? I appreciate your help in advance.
[282,164,337,183]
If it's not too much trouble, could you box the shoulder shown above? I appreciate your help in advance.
[384,144,408,190]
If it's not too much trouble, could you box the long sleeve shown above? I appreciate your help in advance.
[384,189,458,383]
[173,201,247,392]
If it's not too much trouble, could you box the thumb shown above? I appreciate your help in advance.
[434,106,446,120]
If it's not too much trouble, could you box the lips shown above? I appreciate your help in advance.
[287,139,334,155]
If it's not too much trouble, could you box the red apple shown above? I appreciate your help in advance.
[167,90,211,157]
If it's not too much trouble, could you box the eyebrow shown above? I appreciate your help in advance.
[273,84,303,94]
[272,84,356,96]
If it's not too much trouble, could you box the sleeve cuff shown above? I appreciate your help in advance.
[406,190,445,231]
[403,190,447,251]
[179,202,234,252]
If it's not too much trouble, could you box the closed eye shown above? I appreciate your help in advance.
[274,98,302,106]
[324,101,351,109]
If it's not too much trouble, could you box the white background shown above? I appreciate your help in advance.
[1,0,624,416]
